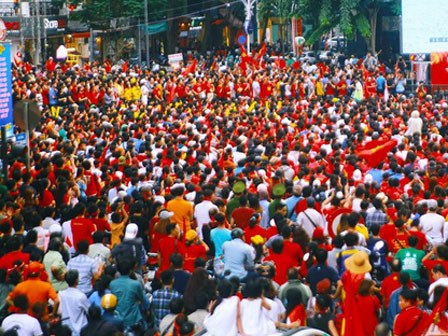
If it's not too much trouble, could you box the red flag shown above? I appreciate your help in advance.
[422,288,448,334]
[183,58,197,76]
[256,43,267,61]
[356,139,398,168]
[121,61,129,73]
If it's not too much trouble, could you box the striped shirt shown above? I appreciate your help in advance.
[67,254,99,294]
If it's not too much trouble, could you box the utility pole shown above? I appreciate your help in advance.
[144,0,150,65]
[35,0,41,65]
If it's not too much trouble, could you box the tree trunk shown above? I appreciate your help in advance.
[368,7,379,53]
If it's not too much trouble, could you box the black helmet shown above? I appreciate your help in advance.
[231,228,244,239]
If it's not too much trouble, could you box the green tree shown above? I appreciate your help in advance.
[294,0,400,51]
[257,0,294,48]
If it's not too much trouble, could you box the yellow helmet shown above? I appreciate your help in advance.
[101,294,117,310]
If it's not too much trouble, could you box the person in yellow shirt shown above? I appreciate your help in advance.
[130,81,142,101]
[166,183,194,235]
[123,81,133,102]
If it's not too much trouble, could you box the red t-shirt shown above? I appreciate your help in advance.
[408,230,428,251]
[91,218,111,232]
[263,253,296,285]
[71,217,96,247]
[179,243,207,273]
[158,236,180,273]
[39,190,55,207]
[0,251,30,270]
[381,272,401,308]
[393,306,428,336]
[231,207,255,229]
[282,240,304,266]
[244,225,267,243]
[423,259,448,282]
[355,295,380,336]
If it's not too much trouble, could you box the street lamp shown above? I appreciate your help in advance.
[241,0,256,54]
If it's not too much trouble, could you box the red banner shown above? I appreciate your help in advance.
[431,52,448,87]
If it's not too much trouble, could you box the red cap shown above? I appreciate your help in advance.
[312,227,325,240]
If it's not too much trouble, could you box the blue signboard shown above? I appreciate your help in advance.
[0,43,12,127]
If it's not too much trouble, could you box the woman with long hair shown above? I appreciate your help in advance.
[239,279,276,335]
[183,268,209,314]
[276,287,306,329]
[203,279,240,336]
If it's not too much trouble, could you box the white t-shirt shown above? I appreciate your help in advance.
[240,298,276,336]
[420,212,445,245]
[1,313,43,336]
[194,201,218,238]
[203,296,239,336]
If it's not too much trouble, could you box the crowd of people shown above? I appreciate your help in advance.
[0,45,446,336]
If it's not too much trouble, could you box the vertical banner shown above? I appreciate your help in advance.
[431,52,448,87]
[0,43,12,127]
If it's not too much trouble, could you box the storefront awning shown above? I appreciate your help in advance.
[141,22,167,35]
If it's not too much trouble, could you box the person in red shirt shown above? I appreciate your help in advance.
[263,239,296,285]
[244,213,266,243]
[158,223,182,275]
[62,202,96,251]
[180,230,209,273]
[355,279,381,336]
[280,226,303,266]
[0,235,30,271]
[408,219,428,251]
[389,219,410,254]
[381,259,403,309]
[422,244,448,283]
[393,289,429,336]
[231,196,255,229]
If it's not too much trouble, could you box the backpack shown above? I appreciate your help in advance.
[111,239,143,266]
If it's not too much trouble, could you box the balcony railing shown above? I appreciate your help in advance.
[0,1,60,17]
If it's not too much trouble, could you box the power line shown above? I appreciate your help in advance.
[86,0,241,30]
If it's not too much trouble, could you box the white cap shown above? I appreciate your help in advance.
[124,223,138,240]
[159,209,174,220]
[154,195,165,205]
[171,183,185,191]
[49,224,62,234]
[353,169,362,182]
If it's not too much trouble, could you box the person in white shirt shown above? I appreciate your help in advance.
[88,231,111,265]
[59,270,91,336]
[420,206,445,245]
[194,189,218,239]
[296,197,327,239]
[1,294,43,336]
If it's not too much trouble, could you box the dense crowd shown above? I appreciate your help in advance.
[0,46,446,336]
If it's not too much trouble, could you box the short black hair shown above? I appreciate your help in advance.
[170,253,184,268]
[76,240,89,254]
[344,232,358,247]
[315,248,328,263]
[271,238,284,254]
[400,288,417,302]
[65,269,79,287]
[169,297,184,314]
[408,235,418,247]
[13,294,29,311]
[160,270,174,286]
[166,223,177,235]
[92,231,105,243]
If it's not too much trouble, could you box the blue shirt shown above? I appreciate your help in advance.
[222,239,254,279]
[376,75,386,90]
[151,287,182,327]
[210,227,232,258]
[67,254,99,294]
[110,275,146,328]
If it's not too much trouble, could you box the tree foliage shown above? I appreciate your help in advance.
[294,0,400,49]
